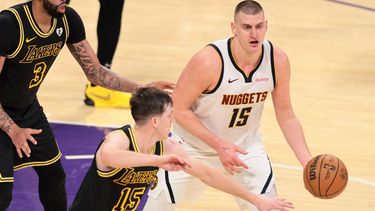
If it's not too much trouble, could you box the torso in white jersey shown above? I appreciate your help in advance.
[174,37,276,153]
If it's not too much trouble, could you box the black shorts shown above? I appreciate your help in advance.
[0,99,61,183]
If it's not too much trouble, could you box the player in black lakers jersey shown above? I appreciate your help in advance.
[71,88,294,211]
[0,0,173,210]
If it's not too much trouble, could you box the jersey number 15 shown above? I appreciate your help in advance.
[228,107,252,128]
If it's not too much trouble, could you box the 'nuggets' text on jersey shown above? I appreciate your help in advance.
[221,91,268,105]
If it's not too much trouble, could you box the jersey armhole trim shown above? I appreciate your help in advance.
[5,8,24,59]
[268,41,276,88]
[204,44,224,94]
[62,14,69,43]
[97,167,122,178]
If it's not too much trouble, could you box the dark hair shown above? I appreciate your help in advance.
[235,0,263,16]
[130,87,172,125]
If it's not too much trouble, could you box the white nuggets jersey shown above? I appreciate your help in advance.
[174,38,276,153]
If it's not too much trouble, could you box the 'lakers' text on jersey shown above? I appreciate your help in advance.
[174,38,276,152]
[70,125,164,211]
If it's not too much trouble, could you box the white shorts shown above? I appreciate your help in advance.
[147,141,277,210]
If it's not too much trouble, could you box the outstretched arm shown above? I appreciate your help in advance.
[96,131,189,172]
[272,46,311,167]
[67,40,140,92]
[166,139,294,211]
[67,40,174,93]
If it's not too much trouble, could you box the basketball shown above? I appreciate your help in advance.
[303,154,348,199]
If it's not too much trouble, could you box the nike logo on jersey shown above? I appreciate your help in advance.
[228,78,239,83]
[25,36,37,43]
[89,93,111,101]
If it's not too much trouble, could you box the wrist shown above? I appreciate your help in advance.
[154,155,161,167]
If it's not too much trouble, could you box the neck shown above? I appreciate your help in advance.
[133,124,158,154]
[32,0,53,30]
[231,37,263,73]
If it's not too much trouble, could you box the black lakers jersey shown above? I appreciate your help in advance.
[0,2,85,108]
[70,125,164,211]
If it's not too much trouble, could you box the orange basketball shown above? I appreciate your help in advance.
[303,154,348,199]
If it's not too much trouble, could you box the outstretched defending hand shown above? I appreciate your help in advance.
[255,197,295,211]
[9,125,41,158]
[216,141,249,175]
[156,154,191,171]
[146,81,175,94]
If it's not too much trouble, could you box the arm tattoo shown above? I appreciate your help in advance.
[70,42,137,91]
[0,104,14,133]
[69,42,124,90]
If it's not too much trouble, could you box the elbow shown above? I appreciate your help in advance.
[173,109,189,124]
[99,147,114,167]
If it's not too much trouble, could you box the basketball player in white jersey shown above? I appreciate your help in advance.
[145,1,312,210]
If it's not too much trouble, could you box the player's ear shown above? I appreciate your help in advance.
[151,116,159,128]
[231,21,236,35]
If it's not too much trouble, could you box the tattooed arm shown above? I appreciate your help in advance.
[0,56,40,158]
[67,40,141,92]
[0,57,14,134]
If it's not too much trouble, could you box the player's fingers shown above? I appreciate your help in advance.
[16,148,23,158]
[22,143,31,157]
[225,165,235,175]
[278,199,294,209]
[161,81,175,87]
[28,136,38,145]
[182,160,192,168]
[234,158,249,169]
[235,145,248,155]
[30,129,42,134]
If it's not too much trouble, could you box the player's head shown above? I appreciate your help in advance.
[231,0,267,53]
[130,87,173,139]
[41,0,70,18]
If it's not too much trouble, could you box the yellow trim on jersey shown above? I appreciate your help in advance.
[129,128,140,153]
[13,151,62,171]
[97,167,122,178]
[62,14,69,43]
[5,8,24,59]
[129,127,157,154]
[0,173,14,183]
[159,141,164,156]
[24,5,56,38]
[96,129,128,178]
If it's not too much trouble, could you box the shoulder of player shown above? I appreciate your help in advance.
[0,10,18,27]
[101,130,129,149]
[272,44,290,70]
[64,5,82,21]
[186,45,221,77]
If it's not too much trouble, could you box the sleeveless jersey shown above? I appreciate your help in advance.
[70,125,164,211]
[0,2,68,108]
[174,38,276,153]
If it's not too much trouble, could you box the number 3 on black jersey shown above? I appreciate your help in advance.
[229,107,252,128]
[29,62,47,88]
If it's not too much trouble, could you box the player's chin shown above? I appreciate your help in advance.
[57,4,66,13]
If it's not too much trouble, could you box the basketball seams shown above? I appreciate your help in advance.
[318,154,327,196]
[304,154,348,199]
[326,178,348,198]
[324,156,340,196]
